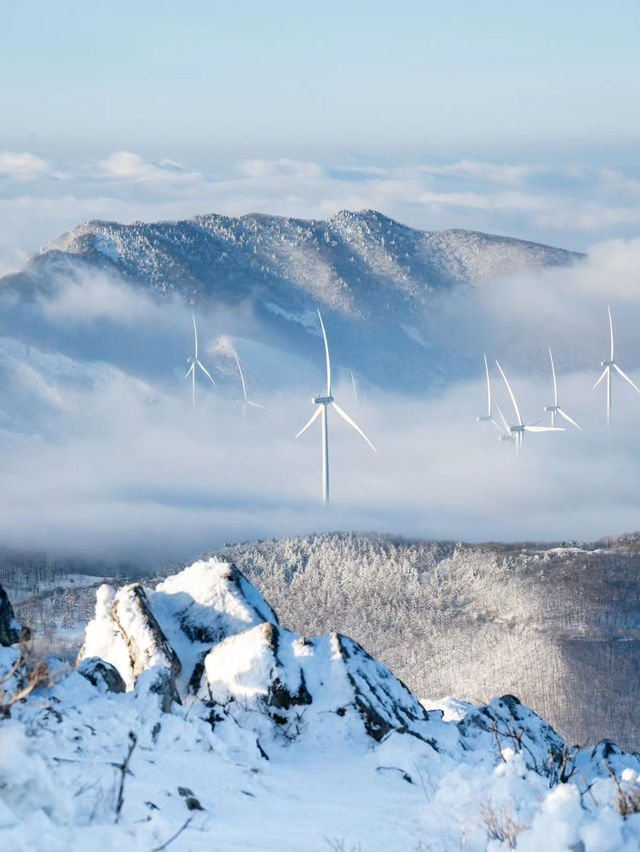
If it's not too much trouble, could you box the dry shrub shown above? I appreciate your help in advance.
[480,799,530,849]
[0,640,51,717]
[606,764,640,820]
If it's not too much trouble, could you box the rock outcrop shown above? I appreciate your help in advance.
[202,622,430,741]
[0,584,27,647]
[78,558,277,701]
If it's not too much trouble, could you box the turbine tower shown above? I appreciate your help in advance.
[594,305,640,425]
[185,314,216,411]
[296,310,375,505]
[495,360,564,453]
[545,347,582,430]
[234,351,263,417]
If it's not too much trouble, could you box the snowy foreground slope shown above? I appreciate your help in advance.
[2,560,640,850]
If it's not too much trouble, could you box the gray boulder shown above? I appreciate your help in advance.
[0,584,28,646]
[77,657,126,694]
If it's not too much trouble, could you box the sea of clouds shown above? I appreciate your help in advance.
[1,151,640,562]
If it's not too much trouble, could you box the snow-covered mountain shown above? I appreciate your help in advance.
[0,210,582,392]
[28,209,579,304]
[2,559,640,851]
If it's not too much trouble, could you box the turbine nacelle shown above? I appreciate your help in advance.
[601,359,614,367]
[313,395,334,405]
[544,405,559,413]
[477,414,493,423]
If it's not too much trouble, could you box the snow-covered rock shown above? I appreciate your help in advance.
[79,558,277,697]
[202,621,429,742]
[77,657,125,694]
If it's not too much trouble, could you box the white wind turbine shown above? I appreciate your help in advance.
[234,351,263,417]
[296,310,376,505]
[477,353,500,431]
[594,305,640,425]
[185,314,216,411]
[545,347,582,430]
[495,360,564,453]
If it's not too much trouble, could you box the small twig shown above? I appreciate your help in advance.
[151,817,193,851]
[114,731,137,823]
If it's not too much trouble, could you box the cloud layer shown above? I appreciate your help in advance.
[2,150,640,276]
[0,241,639,563]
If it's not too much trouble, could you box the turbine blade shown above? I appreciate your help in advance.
[523,426,565,432]
[235,353,248,402]
[196,359,217,386]
[608,305,614,361]
[593,368,608,389]
[612,362,640,394]
[495,360,523,426]
[247,400,264,409]
[489,416,503,434]
[556,407,582,430]
[495,401,511,435]
[317,310,332,397]
[185,363,194,379]
[295,405,322,439]
[483,353,491,416]
[549,346,558,407]
[192,313,198,360]
[331,401,376,451]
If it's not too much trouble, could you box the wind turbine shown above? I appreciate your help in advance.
[185,314,216,411]
[296,310,375,505]
[545,347,582,430]
[234,351,263,417]
[495,360,564,453]
[594,305,640,425]
[477,353,500,431]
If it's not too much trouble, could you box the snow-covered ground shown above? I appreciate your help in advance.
[2,558,640,850]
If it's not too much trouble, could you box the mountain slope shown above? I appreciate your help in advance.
[39,209,580,309]
[0,210,582,391]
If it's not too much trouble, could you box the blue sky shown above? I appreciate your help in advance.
[1,1,639,269]
[2,1,639,158]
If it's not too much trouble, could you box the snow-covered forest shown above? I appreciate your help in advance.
[217,532,640,749]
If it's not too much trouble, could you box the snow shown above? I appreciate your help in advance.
[3,558,640,849]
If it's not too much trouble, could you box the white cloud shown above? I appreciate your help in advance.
[3,153,640,276]
[36,270,180,325]
[238,158,324,179]
[421,160,537,184]
[99,151,201,183]
[0,151,49,180]
[417,189,548,212]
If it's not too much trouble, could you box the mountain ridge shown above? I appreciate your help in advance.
[0,209,583,391]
